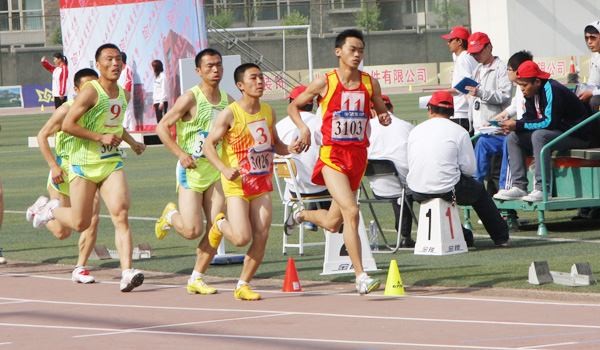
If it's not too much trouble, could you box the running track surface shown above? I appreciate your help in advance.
[1,261,600,349]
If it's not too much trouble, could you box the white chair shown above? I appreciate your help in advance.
[273,157,331,256]
[358,159,418,253]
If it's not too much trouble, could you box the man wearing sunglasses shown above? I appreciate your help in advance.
[579,21,600,113]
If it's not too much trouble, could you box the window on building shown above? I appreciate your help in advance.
[0,0,43,32]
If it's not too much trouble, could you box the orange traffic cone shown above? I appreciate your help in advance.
[570,56,576,74]
[282,258,302,292]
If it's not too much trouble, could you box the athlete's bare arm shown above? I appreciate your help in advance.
[156,91,198,168]
[370,78,391,126]
[62,84,121,147]
[272,107,301,155]
[38,103,70,184]
[121,130,146,155]
[287,76,327,150]
[204,107,239,181]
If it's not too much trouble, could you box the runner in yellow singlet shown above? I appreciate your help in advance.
[203,63,301,301]
[155,48,234,295]
[27,69,101,283]
[31,44,147,293]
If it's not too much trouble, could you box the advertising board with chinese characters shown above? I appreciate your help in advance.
[59,0,206,130]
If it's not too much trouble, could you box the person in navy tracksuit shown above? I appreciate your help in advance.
[497,60,591,202]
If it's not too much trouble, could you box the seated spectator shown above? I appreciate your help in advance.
[407,91,510,247]
[496,61,592,202]
[366,95,416,248]
[276,85,330,232]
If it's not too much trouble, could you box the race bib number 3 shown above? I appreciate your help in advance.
[192,131,207,158]
[105,99,124,128]
[247,147,274,175]
[331,111,367,142]
[248,119,272,152]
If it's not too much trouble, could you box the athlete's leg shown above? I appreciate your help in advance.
[99,170,133,270]
[45,186,72,239]
[194,182,224,274]
[218,197,253,248]
[239,193,272,283]
[52,177,97,232]
[171,186,206,239]
[320,167,364,277]
[76,190,101,267]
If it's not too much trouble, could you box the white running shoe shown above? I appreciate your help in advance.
[493,187,527,201]
[72,266,95,284]
[32,198,60,228]
[120,269,144,292]
[523,189,550,202]
[284,202,304,236]
[26,195,49,222]
[355,272,381,295]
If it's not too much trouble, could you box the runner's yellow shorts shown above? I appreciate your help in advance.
[47,156,72,196]
[70,161,123,184]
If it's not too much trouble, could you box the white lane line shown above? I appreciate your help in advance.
[0,296,599,330]
[73,313,288,338]
[3,271,600,307]
[0,323,521,349]
[519,339,600,349]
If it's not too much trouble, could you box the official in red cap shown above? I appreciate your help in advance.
[443,27,478,132]
[407,89,510,248]
[286,85,313,104]
[428,90,454,109]
[442,26,470,41]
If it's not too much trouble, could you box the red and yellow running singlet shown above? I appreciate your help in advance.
[221,101,275,197]
[318,70,374,148]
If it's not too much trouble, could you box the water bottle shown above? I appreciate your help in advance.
[369,220,379,252]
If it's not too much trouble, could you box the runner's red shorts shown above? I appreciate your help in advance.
[312,144,367,191]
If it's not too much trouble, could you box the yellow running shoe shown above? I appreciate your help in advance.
[187,277,217,295]
[208,213,226,248]
[234,284,261,301]
[155,202,177,240]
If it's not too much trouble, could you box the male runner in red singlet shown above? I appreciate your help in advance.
[286,29,391,295]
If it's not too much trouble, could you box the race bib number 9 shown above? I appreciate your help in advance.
[247,147,274,175]
[248,119,272,153]
[331,111,367,142]
[105,99,124,128]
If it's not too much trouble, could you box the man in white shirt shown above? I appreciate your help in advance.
[118,52,136,131]
[579,21,600,113]
[442,26,478,133]
[366,95,415,247]
[276,85,330,232]
[407,91,510,247]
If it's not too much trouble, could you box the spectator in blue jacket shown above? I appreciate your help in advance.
[495,61,591,202]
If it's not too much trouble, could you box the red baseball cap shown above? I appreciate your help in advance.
[286,85,312,103]
[441,26,470,41]
[371,95,392,108]
[428,91,454,109]
[467,32,491,53]
[516,60,551,80]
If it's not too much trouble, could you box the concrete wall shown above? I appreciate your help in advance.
[209,29,453,71]
[471,0,600,60]
[0,31,453,87]
[0,47,64,86]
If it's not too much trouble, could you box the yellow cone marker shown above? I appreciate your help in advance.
[409,85,413,92]
[384,259,405,296]
[40,104,44,112]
